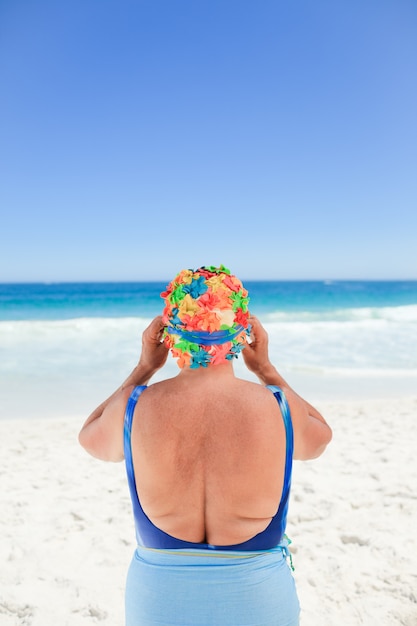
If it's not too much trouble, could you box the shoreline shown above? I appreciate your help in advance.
[2,366,417,421]
[1,396,417,625]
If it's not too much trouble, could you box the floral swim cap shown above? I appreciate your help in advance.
[161,265,251,369]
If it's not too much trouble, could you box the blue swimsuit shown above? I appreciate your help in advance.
[123,385,300,626]
[124,384,293,551]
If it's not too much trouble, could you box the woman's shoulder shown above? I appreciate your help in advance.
[145,375,273,403]
[234,377,283,397]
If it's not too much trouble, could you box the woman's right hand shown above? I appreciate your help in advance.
[79,316,169,462]
[138,316,169,373]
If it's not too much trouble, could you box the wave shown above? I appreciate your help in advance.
[285,364,417,377]
[264,304,417,324]
[1,302,417,331]
[1,310,417,376]
[1,311,416,419]
[0,317,152,345]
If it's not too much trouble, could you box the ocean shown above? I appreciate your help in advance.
[1,280,417,419]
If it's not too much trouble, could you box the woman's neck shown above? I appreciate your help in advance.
[177,361,236,382]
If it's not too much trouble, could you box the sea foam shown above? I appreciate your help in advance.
[1,308,416,419]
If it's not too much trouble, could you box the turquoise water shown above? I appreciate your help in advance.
[1,281,416,418]
[1,280,417,320]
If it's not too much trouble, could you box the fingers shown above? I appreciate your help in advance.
[151,315,165,340]
[149,315,164,331]
[247,316,268,344]
[247,315,257,343]
[143,316,166,344]
[248,315,261,333]
[140,316,169,370]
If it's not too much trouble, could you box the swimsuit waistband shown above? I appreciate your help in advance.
[138,546,274,559]
[134,535,295,570]
[135,535,293,564]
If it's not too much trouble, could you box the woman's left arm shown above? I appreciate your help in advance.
[78,316,169,462]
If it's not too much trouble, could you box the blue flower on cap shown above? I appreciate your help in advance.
[182,276,208,299]
[190,348,211,369]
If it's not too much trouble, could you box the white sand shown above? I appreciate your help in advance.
[1,395,417,625]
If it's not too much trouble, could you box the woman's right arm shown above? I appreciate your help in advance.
[242,316,332,461]
[78,316,169,462]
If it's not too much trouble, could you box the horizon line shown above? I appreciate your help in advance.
[1,278,417,285]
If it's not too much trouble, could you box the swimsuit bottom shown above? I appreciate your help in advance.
[125,538,300,626]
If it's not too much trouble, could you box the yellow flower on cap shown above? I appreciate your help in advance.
[178,294,201,317]
[205,275,224,292]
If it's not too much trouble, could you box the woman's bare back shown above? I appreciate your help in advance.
[130,375,287,546]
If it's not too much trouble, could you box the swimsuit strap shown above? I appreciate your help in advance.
[124,385,201,548]
[225,385,294,551]
[123,385,148,546]
[265,384,294,535]
[266,385,293,489]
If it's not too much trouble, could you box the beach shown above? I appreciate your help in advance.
[1,281,417,624]
[1,390,416,626]
[2,0,416,618]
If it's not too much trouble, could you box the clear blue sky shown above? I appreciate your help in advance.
[1,0,416,281]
